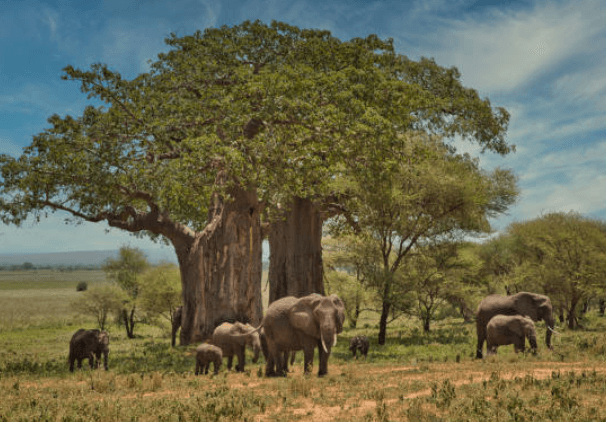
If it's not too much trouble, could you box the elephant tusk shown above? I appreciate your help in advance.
[548,326,561,335]
[332,334,337,347]
[322,337,329,354]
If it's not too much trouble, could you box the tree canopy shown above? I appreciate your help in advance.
[0,20,515,343]
[483,212,606,329]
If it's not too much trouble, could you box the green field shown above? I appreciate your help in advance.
[2,270,606,421]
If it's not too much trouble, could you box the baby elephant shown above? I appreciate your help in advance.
[486,315,538,356]
[69,328,110,372]
[349,335,369,359]
[195,344,223,375]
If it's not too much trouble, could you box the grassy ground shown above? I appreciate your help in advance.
[2,270,606,421]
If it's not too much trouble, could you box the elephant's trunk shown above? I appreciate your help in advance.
[252,343,261,363]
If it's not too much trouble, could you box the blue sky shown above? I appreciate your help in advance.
[1,0,605,256]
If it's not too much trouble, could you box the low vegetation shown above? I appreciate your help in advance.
[2,269,606,421]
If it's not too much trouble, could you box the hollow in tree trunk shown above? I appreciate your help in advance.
[267,197,324,303]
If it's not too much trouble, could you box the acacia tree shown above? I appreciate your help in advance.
[0,21,513,343]
[102,246,150,338]
[137,263,182,326]
[404,241,481,332]
[505,212,606,329]
[70,283,126,330]
[327,134,518,344]
[323,236,374,328]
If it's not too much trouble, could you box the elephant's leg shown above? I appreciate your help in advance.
[514,337,525,353]
[77,357,83,369]
[265,353,276,377]
[195,360,200,375]
[485,339,495,356]
[476,323,486,359]
[227,355,233,370]
[236,346,245,372]
[274,350,286,376]
[213,361,219,375]
[69,358,75,372]
[302,344,315,374]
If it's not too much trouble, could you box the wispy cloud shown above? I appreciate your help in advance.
[429,0,606,94]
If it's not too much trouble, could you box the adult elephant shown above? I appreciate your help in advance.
[486,315,538,355]
[171,306,182,347]
[262,293,345,377]
[476,292,555,359]
[211,321,261,372]
[68,328,110,372]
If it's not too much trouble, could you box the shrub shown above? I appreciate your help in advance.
[76,281,88,292]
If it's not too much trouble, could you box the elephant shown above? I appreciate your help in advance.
[171,306,182,347]
[349,335,369,359]
[476,292,555,359]
[68,329,110,372]
[195,343,222,375]
[261,293,345,377]
[210,322,261,372]
[486,315,538,355]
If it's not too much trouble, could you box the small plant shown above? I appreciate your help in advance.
[76,281,88,292]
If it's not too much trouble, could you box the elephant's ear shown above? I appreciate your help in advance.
[289,297,321,338]
[329,295,346,333]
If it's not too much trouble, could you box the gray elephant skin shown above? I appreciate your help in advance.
[349,335,369,359]
[260,327,296,372]
[68,328,109,372]
[476,292,555,358]
[171,306,182,347]
[195,343,222,375]
[211,321,261,372]
[261,293,345,377]
[486,315,538,355]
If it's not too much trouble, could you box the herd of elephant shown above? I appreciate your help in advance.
[68,291,555,376]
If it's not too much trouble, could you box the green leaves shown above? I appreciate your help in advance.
[0,20,514,249]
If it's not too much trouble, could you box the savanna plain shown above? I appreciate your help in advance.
[2,270,606,421]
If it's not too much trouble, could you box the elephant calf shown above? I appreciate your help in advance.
[68,328,110,372]
[486,315,538,356]
[195,344,223,375]
[349,335,369,359]
[211,321,261,372]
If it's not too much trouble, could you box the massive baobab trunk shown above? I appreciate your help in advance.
[267,197,324,303]
[174,186,263,345]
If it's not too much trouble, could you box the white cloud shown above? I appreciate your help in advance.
[430,0,606,94]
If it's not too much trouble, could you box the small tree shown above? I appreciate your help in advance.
[327,133,518,344]
[70,283,126,330]
[323,236,373,328]
[102,246,150,338]
[138,263,182,327]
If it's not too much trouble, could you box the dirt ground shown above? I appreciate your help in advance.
[15,360,606,421]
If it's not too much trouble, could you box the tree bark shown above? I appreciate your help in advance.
[175,185,263,345]
[267,197,324,303]
[378,299,390,346]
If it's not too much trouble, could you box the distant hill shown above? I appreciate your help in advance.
[0,249,178,267]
